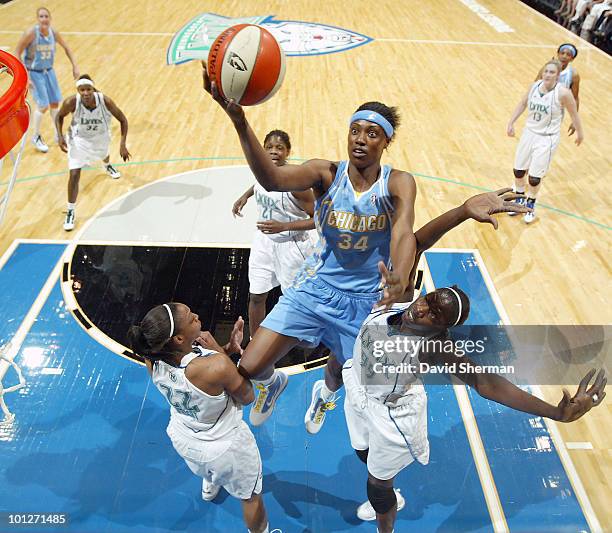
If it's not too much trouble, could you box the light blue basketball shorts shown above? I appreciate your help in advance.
[261,276,380,364]
[29,68,62,108]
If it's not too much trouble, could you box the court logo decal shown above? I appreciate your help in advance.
[167,13,372,65]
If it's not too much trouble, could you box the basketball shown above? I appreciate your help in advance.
[207,24,286,106]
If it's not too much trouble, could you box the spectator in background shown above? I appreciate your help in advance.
[580,0,612,40]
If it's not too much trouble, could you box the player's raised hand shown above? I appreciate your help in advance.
[202,62,245,124]
[196,331,225,353]
[377,261,405,309]
[463,188,533,229]
[556,368,606,423]
[225,316,245,355]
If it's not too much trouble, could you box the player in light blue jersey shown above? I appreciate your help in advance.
[15,7,79,153]
[203,64,418,429]
[535,43,581,135]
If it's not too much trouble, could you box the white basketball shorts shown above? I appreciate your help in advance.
[248,229,317,294]
[343,362,430,480]
[68,138,110,170]
[513,129,560,178]
[166,419,262,500]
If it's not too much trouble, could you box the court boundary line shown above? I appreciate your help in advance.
[4,162,609,231]
[422,256,509,533]
[0,239,19,271]
[471,247,603,533]
[0,250,64,385]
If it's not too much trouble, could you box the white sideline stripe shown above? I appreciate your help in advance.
[376,38,579,49]
[471,248,603,533]
[0,239,19,271]
[0,28,594,52]
[40,367,63,375]
[0,255,63,383]
[566,442,594,450]
[73,239,250,248]
[422,259,509,533]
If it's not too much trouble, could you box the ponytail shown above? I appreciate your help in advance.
[127,303,181,363]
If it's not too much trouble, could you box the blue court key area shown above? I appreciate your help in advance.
[426,250,590,532]
[0,244,591,532]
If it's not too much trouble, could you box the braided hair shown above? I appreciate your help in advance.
[127,303,181,363]
[263,129,291,151]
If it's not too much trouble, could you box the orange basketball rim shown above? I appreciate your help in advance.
[0,50,30,159]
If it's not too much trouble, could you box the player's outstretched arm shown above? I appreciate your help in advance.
[415,188,532,252]
[507,90,529,137]
[420,342,606,422]
[55,96,76,152]
[104,96,130,161]
[14,28,35,61]
[54,30,79,79]
[202,62,328,193]
[560,88,584,145]
[379,171,417,308]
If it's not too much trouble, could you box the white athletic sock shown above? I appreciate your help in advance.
[255,371,277,388]
[32,109,44,137]
[320,382,336,401]
[514,176,526,194]
[67,202,76,212]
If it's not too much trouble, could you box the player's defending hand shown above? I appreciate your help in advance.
[202,62,245,124]
[257,220,287,234]
[377,261,405,309]
[556,368,606,423]
[225,316,245,355]
[196,331,225,353]
[463,188,533,229]
[574,130,584,146]
[120,142,131,162]
[232,195,248,217]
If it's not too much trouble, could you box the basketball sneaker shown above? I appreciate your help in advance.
[32,135,49,153]
[357,489,405,521]
[304,380,337,434]
[508,195,525,216]
[249,370,288,426]
[201,478,220,502]
[63,210,75,231]
[524,199,536,224]
[105,164,121,179]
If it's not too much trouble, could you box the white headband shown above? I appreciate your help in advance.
[445,287,463,327]
[76,78,94,88]
[163,304,174,338]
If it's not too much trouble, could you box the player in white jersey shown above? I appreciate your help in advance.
[127,303,270,533]
[507,60,583,223]
[346,287,607,533]
[232,130,317,335]
[55,75,130,231]
[535,44,581,134]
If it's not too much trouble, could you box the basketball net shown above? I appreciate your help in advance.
[0,342,26,422]
[0,51,30,227]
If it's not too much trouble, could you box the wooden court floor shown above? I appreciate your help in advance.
[1,0,610,529]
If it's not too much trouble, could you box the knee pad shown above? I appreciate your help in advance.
[367,479,396,514]
[528,176,541,186]
[513,169,526,179]
[355,448,369,464]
